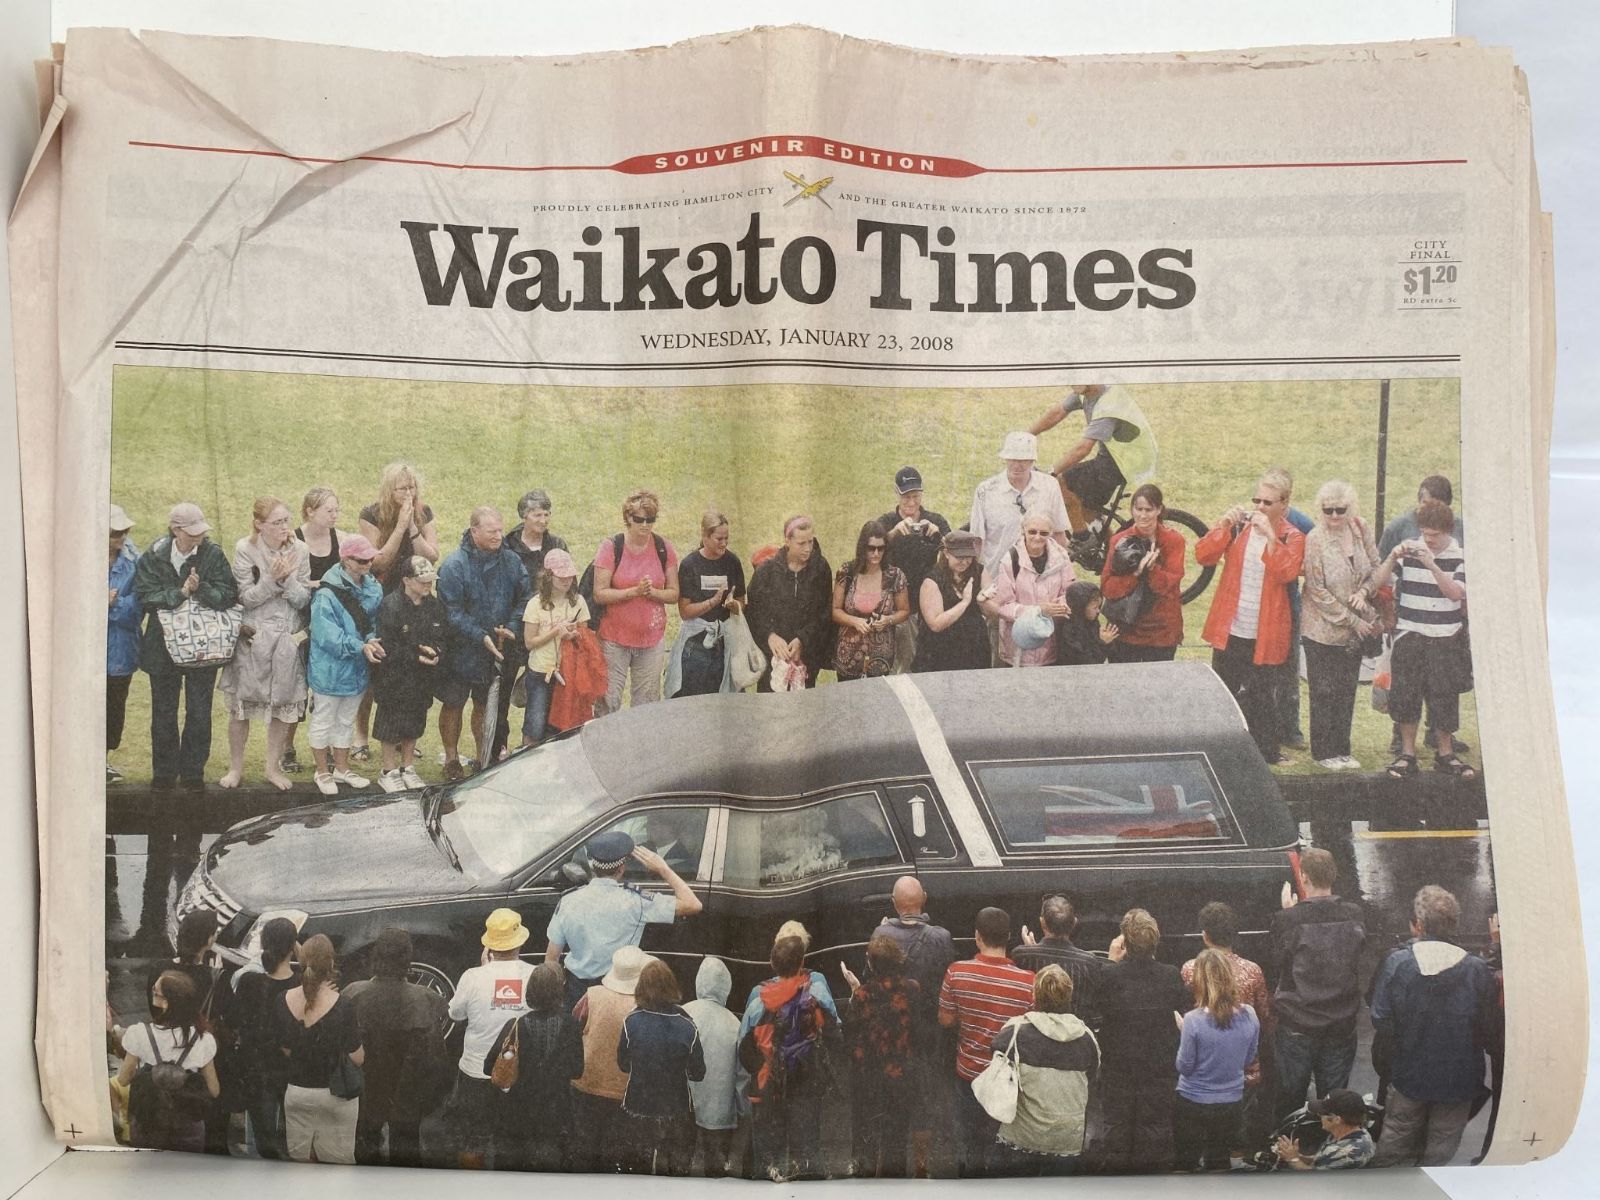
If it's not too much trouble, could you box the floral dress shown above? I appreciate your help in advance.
[832,566,906,678]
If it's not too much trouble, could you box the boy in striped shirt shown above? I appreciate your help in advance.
[1370,499,1474,779]
[939,906,1035,1176]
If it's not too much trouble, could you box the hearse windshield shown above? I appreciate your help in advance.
[436,736,614,884]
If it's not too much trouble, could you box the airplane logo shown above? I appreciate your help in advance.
[783,171,834,209]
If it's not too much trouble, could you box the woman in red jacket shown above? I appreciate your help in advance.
[1193,468,1306,762]
[1100,484,1187,663]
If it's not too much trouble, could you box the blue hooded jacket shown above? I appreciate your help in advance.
[308,562,383,697]
[436,528,532,682]
[107,541,142,676]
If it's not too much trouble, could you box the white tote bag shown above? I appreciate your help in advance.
[726,611,767,692]
[970,1018,1024,1124]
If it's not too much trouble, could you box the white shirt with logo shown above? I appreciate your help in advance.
[448,959,537,1078]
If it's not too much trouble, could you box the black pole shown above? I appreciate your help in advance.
[1375,379,1391,531]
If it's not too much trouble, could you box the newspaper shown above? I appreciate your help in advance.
[7,25,1577,1173]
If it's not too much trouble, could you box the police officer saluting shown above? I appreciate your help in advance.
[545,830,703,1006]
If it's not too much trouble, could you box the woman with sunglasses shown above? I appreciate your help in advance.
[1300,481,1383,769]
[593,489,680,714]
[831,519,911,681]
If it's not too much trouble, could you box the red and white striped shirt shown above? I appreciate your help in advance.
[938,955,1036,1080]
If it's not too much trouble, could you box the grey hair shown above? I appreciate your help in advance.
[1259,466,1294,502]
[517,489,552,518]
[1412,885,1460,937]
[1315,480,1359,518]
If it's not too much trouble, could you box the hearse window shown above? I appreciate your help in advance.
[722,792,902,889]
[971,754,1241,852]
[578,807,712,883]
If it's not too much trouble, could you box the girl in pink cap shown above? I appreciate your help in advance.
[520,548,588,748]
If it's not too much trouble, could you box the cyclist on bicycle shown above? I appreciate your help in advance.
[1030,384,1142,539]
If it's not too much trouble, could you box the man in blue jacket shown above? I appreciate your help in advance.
[436,506,531,779]
[1369,886,1499,1167]
[107,504,142,784]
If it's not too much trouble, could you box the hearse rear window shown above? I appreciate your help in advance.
[970,754,1242,851]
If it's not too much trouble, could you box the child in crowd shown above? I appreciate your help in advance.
[520,549,588,748]
[307,535,385,795]
[1055,581,1120,666]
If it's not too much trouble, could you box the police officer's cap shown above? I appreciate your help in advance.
[588,830,635,872]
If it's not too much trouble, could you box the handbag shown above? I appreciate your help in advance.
[157,598,245,668]
[488,1017,521,1092]
[1370,639,1394,713]
[727,611,767,691]
[970,1019,1023,1124]
[1100,579,1154,630]
[329,1052,364,1100]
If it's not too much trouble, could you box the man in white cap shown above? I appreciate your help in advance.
[446,907,537,1168]
[968,432,1070,580]
[132,502,240,791]
[969,434,1069,664]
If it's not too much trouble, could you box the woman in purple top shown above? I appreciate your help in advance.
[1174,948,1260,1172]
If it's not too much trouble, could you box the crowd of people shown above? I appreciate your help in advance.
[109,839,1502,1177]
[105,387,1473,788]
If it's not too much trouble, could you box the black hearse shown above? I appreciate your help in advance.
[176,662,1303,998]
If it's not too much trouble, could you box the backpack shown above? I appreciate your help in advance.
[132,1023,210,1122]
[577,533,669,631]
[741,979,830,1101]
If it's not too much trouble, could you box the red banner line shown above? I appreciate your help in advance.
[128,139,1467,176]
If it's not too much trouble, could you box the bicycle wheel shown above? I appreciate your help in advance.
[1164,508,1217,604]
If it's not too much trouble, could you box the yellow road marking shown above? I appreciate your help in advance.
[1356,829,1487,839]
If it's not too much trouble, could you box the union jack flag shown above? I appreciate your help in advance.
[1037,782,1219,842]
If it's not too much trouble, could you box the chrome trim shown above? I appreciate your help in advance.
[883,676,1002,866]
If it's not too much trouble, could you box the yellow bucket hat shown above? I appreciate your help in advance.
[481,907,530,951]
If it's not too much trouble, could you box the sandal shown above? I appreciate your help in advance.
[1433,753,1478,781]
[1386,754,1419,779]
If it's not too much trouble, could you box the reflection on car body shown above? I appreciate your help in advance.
[175,661,1302,1001]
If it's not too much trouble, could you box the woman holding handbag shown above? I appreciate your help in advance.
[1099,484,1187,663]
[1301,481,1384,770]
[831,520,911,681]
[274,934,364,1164]
[989,965,1099,1175]
[218,497,312,791]
[667,510,746,697]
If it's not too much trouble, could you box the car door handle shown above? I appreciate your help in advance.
[863,893,894,906]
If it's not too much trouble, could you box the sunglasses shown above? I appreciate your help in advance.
[1251,497,1278,507]
[628,514,658,525]
[1322,506,1348,516]
[866,544,887,552]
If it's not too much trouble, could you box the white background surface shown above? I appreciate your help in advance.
[5,2,1594,1197]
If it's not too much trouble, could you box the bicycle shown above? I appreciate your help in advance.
[1060,478,1217,604]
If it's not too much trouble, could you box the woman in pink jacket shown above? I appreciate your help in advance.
[989,510,1075,667]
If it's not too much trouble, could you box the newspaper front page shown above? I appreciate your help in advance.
[7,25,1578,1175]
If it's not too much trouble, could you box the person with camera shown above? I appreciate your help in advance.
[1194,468,1306,762]
[1273,1089,1375,1170]
[1368,499,1474,780]
[1099,483,1187,663]
[876,465,952,612]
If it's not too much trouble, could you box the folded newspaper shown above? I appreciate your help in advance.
[7,24,1578,1176]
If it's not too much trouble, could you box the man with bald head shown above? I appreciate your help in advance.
[870,876,955,1175]
[435,505,532,778]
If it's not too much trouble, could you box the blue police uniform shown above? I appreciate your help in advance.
[547,876,679,982]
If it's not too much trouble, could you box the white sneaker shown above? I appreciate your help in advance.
[332,768,369,788]
[314,772,338,796]
[378,768,406,794]
[1339,756,1362,770]
[1315,757,1345,770]
[401,766,425,789]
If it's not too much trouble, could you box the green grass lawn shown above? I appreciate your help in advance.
[108,368,1472,786]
